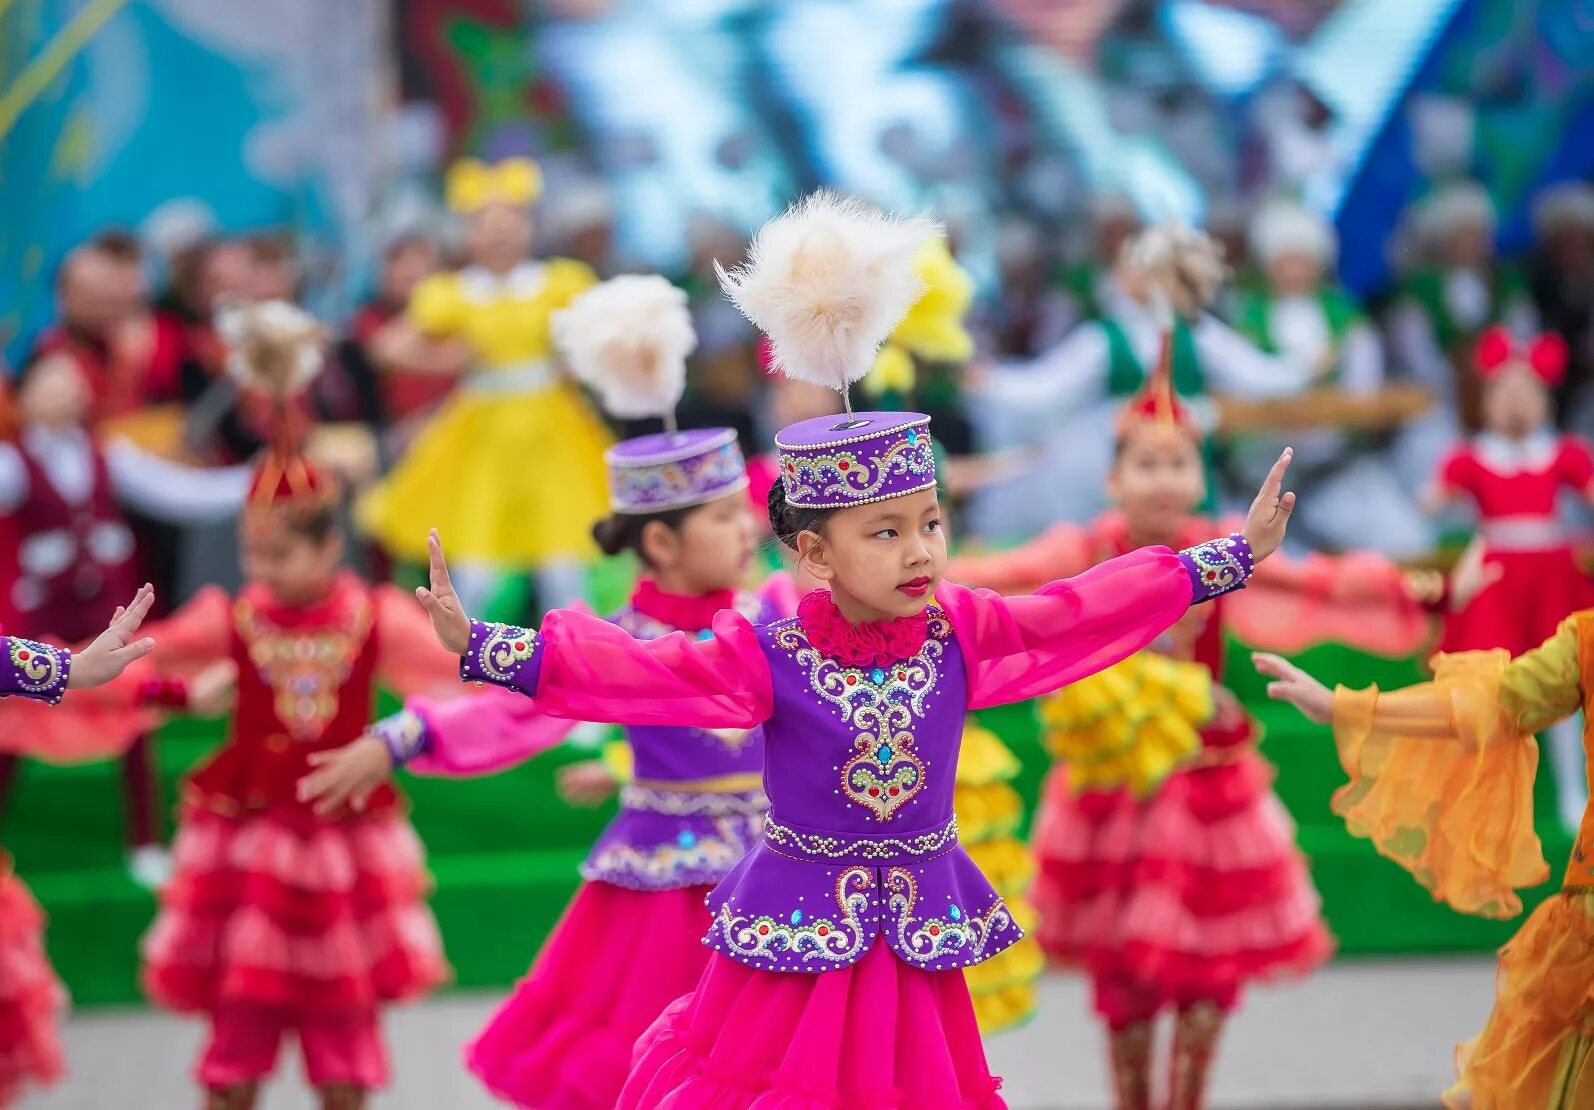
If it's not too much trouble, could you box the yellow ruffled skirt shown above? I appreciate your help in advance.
[1038,651,1208,796]
[359,382,612,566]
[1447,890,1594,1108]
[956,719,1043,1035]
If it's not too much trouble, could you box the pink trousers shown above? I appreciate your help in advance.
[197,1004,386,1091]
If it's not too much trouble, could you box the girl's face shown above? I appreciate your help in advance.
[796,486,948,622]
[18,358,90,429]
[1482,366,1550,439]
[643,491,757,594]
[1108,425,1206,534]
[239,516,344,607]
[466,203,534,273]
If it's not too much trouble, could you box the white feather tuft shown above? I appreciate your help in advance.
[1124,223,1229,317]
[716,191,939,392]
[216,300,325,399]
[552,274,696,419]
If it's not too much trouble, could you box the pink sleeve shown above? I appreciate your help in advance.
[1233,550,1433,657]
[372,585,469,700]
[463,607,773,729]
[401,686,578,777]
[1558,437,1594,490]
[941,547,1195,710]
[759,571,803,620]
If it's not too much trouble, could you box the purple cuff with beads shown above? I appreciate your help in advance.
[460,620,544,696]
[1178,533,1254,604]
[371,709,430,767]
[0,636,72,705]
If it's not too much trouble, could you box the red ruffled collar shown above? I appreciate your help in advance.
[796,589,929,667]
[631,579,737,634]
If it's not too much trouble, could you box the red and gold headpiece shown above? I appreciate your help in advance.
[1475,325,1568,388]
[1115,331,1200,442]
[215,301,337,518]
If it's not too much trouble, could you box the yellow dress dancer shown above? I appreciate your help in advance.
[1260,614,1594,1109]
[956,717,1045,1034]
[358,158,611,608]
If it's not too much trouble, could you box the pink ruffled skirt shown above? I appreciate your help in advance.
[142,807,448,1018]
[619,941,1006,1109]
[468,881,715,1109]
[0,867,65,1107]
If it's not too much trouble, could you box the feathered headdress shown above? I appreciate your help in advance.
[717,191,939,417]
[215,300,336,514]
[1475,325,1569,388]
[552,274,696,430]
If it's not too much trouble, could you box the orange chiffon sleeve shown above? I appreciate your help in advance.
[1329,618,1582,918]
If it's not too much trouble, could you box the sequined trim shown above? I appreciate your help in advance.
[714,866,873,966]
[762,815,959,862]
[772,610,952,822]
[236,594,374,742]
[372,710,428,765]
[610,440,749,515]
[778,425,936,508]
[621,783,767,817]
[5,637,68,701]
[1180,533,1253,601]
[469,622,540,684]
[885,868,1014,965]
[583,818,751,886]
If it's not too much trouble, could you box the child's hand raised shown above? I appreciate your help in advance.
[299,735,393,816]
[1252,652,1333,725]
[557,759,619,807]
[416,529,471,656]
[68,584,157,690]
[1241,448,1296,563]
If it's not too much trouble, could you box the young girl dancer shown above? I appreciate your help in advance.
[1426,325,1594,827]
[950,334,1429,1107]
[413,193,1295,1105]
[100,304,459,1110]
[1258,619,1594,1108]
[0,584,158,1107]
[303,274,778,1110]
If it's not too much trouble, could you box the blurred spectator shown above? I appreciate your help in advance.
[1226,201,1430,556]
[1056,192,1142,329]
[1389,182,1538,432]
[345,233,466,459]
[976,217,1072,359]
[1529,182,1594,431]
[27,235,184,425]
[243,232,303,302]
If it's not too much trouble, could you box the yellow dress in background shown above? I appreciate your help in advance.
[358,258,612,566]
[955,718,1044,1034]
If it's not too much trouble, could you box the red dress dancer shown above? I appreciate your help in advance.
[1432,327,1594,658]
[98,304,457,1110]
[950,359,1427,1110]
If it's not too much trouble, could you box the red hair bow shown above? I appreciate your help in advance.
[1475,325,1568,387]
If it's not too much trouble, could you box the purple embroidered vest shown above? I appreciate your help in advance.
[704,605,1023,975]
[583,594,771,891]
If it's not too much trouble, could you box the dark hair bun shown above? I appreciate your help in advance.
[766,478,833,551]
[591,515,631,557]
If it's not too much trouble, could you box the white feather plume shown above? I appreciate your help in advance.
[215,300,325,398]
[552,274,696,419]
[1124,223,1229,317]
[717,191,939,392]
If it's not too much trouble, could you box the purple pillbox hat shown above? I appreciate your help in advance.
[775,411,936,509]
[606,428,749,514]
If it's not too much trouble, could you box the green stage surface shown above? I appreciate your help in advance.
[0,559,1574,1007]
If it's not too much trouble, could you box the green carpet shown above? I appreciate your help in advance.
[1,607,1573,1007]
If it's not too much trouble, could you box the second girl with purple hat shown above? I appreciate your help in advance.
[301,274,782,1109]
[387,193,1297,1105]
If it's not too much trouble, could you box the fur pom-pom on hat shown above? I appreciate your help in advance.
[552,274,695,422]
[1249,201,1335,267]
[716,191,939,406]
[1124,223,1229,317]
[216,300,325,399]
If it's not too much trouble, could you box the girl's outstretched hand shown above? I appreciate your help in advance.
[68,584,157,690]
[1242,448,1296,563]
[557,759,619,807]
[417,529,471,656]
[1253,652,1333,725]
[299,736,393,816]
